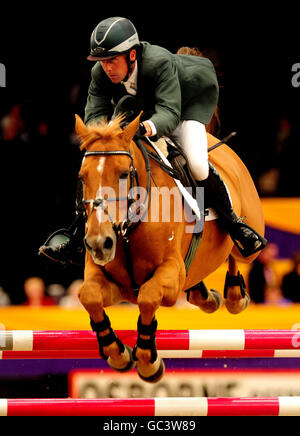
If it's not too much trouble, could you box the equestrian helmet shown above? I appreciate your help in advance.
[87,17,140,61]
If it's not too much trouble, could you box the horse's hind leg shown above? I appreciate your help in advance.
[186,281,223,313]
[224,255,250,314]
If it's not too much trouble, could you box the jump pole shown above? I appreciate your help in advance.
[1,349,300,359]
[1,330,300,352]
[1,397,300,416]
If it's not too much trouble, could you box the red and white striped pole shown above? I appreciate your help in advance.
[0,397,300,416]
[1,330,300,352]
[1,348,300,359]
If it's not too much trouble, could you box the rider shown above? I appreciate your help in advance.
[39,16,266,263]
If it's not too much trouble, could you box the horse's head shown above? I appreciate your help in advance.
[75,112,142,266]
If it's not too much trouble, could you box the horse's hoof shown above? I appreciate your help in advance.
[225,291,250,314]
[199,289,223,313]
[211,289,223,310]
[107,345,136,372]
[137,358,165,384]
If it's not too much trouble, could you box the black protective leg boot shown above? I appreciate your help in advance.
[203,163,267,257]
[38,180,86,265]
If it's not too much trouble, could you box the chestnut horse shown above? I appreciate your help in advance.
[75,112,265,383]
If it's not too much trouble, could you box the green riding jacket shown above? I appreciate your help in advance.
[84,41,219,139]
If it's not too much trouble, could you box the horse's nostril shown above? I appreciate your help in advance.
[103,236,114,251]
[84,238,92,251]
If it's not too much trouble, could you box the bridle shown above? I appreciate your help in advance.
[80,141,152,295]
[81,140,152,241]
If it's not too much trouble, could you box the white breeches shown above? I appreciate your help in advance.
[171,120,209,181]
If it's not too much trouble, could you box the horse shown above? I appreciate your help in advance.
[75,112,265,383]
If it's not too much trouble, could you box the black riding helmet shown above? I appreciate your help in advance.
[87,17,140,61]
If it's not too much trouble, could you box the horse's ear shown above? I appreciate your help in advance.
[121,111,143,144]
[74,114,89,139]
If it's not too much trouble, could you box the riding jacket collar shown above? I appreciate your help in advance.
[121,61,138,96]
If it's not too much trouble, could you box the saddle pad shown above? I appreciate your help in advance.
[150,139,218,222]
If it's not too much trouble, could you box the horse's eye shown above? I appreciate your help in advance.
[119,170,129,180]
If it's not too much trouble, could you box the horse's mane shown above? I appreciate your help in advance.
[79,115,125,151]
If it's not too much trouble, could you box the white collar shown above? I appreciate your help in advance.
[121,61,138,95]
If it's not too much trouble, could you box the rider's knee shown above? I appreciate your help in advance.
[190,160,209,181]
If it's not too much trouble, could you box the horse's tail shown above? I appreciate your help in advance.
[176,46,221,136]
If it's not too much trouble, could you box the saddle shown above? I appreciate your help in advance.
[165,140,198,192]
[153,137,214,213]
[113,95,211,202]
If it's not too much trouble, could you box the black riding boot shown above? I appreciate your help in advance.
[38,212,85,265]
[203,163,267,257]
[38,181,86,265]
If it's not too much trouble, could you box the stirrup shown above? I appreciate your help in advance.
[230,221,267,257]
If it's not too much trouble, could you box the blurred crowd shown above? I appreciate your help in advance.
[256,117,299,197]
[247,244,300,305]
[0,243,299,308]
[0,276,84,308]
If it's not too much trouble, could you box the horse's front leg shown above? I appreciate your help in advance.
[78,256,135,372]
[134,256,186,383]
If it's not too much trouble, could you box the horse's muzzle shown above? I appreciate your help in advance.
[84,232,117,266]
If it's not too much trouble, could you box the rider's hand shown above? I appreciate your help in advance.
[142,121,153,136]
[137,122,152,137]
